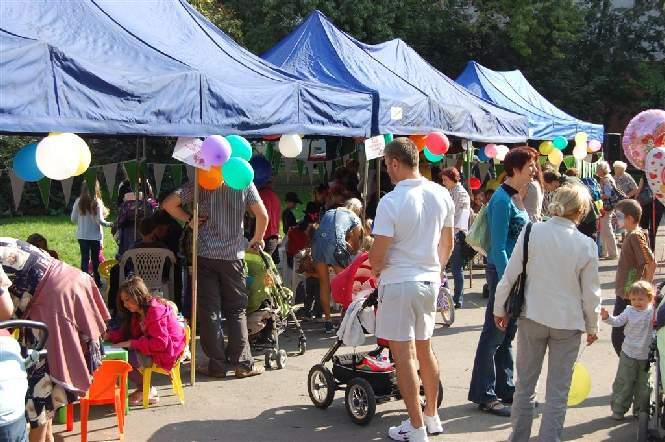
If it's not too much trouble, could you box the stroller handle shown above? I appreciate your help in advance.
[0,320,49,351]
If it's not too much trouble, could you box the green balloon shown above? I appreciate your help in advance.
[552,136,568,150]
[424,146,444,163]
[226,135,252,161]
[222,157,254,190]
[383,133,394,144]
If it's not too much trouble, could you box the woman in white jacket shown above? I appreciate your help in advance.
[493,185,602,442]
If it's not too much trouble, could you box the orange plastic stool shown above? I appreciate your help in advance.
[66,360,132,442]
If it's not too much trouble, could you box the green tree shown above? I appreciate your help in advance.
[189,0,244,43]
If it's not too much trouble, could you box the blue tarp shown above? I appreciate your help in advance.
[456,61,604,142]
[0,0,374,137]
[360,39,528,143]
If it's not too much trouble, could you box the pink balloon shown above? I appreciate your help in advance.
[425,131,450,155]
[485,144,498,159]
[200,135,232,167]
[588,139,602,153]
[622,109,665,171]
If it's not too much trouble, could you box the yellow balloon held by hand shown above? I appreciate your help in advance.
[567,362,592,406]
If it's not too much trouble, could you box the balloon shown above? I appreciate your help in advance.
[574,132,588,145]
[263,134,280,141]
[409,134,428,151]
[279,134,303,158]
[200,135,232,166]
[226,135,252,161]
[495,145,509,162]
[36,133,85,180]
[477,148,489,162]
[552,136,568,150]
[485,144,498,159]
[623,109,665,170]
[249,156,272,188]
[73,140,91,176]
[645,147,665,206]
[469,177,481,190]
[573,145,587,160]
[222,157,254,190]
[539,141,554,155]
[425,131,450,155]
[383,133,394,144]
[588,139,602,153]
[548,149,563,166]
[13,143,44,182]
[198,166,223,190]
[568,362,592,406]
[423,147,444,163]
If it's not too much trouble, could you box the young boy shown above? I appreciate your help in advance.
[601,281,654,420]
[282,192,301,235]
[611,199,656,356]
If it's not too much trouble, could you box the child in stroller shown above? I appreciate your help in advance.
[307,252,443,425]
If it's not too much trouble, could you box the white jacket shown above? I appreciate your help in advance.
[336,292,375,347]
[494,217,601,334]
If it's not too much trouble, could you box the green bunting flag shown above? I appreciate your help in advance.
[37,177,51,209]
[124,160,139,192]
[85,167,98,196]
[296,160,304,177]
[563,156,577,169]
[171,164,183,187]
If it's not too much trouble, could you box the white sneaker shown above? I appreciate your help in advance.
[424,413,444,435]
[388,419,429,442]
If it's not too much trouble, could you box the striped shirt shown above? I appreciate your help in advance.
[177,182,261,261]
[449,183,471,233]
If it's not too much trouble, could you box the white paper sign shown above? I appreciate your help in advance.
[171,137,208,170]
[364,135,386,161]
[390,106,403,121]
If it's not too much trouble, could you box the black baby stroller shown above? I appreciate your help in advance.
[307,289,443,425]
[245,249,306,370]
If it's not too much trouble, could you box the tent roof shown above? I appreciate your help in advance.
[361,39,528,143]
[0,0,373,137]
[263,11,448,136]
[456,61,604,141]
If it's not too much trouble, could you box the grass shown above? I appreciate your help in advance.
[0,215,118,267]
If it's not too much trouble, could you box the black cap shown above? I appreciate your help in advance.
[285,192,302,204]
[304,202,319,214]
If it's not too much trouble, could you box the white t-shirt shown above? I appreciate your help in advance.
[372,178,454,285]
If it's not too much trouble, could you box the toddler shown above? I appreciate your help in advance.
[601,280,654,420]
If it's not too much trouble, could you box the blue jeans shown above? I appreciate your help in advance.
[468,264,518,404]
[450,232,465,306]
[0,417,27,442]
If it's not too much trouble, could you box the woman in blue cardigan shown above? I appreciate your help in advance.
[468,146,538,416]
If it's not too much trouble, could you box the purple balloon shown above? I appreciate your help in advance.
[200,135,231,166]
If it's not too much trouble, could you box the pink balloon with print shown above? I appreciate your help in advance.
[645,147,665,205]
[622,109,665,170]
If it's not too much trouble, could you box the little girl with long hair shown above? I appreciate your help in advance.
[107,277,186,405]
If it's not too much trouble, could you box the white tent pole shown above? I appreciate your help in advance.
[190,169,200,386]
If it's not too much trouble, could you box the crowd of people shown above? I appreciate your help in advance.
[2,137,665,442]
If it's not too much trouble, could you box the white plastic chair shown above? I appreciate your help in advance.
[119,248,176,300]
[291,250,308,296]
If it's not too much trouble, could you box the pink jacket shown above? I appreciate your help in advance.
[111,299,186,371]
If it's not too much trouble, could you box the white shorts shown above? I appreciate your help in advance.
[375,281,437,342]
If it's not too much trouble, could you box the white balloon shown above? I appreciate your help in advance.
[495,145,509,161]
[279,134,303,158]
[36,133,82,180]
[573,144,587,160]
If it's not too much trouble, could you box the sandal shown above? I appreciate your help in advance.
[129,389,159,406]
[479,400,511,417]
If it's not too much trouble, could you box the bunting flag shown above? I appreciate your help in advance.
[563,156,577,169]
[102,163,118,200]
[8,169,24,210]
[37,177,51,209]
[296,160,304,177]
[61,177,74,206]
[283,158,292,183]
[171,164,183,187]
[153,163,166,196]
[265,142,274,163]
[84,167,98,195]
[326,161,333,175]
[123,160,139,191]
[186,165,195,183]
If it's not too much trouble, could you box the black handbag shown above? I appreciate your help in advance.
[504,223,532,320]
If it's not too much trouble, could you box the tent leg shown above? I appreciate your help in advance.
[361,151,369,223]
[376,158,381,202]
[190,169,200,386]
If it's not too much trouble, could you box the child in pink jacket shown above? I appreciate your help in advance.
[108,276,186,405]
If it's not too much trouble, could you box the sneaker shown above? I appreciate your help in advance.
[611,412,625,421]
[423,414,444,435]
[325,321,334,334]
[388,419,428,441]
[235,365,264,378]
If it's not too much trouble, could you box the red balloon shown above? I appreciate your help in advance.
[426,131,450,155]
[263,134,280,141]
[469,177,481,190]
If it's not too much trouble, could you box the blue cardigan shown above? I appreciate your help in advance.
[487,184,529,278]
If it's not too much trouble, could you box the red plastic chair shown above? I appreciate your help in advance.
[66,360,132,442]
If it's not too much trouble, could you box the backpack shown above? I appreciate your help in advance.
[581,177,602,202]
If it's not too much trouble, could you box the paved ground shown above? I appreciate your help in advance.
[52,252,663,442]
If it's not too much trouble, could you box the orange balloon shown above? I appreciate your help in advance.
[409,134,428,151]
[198,166,223,190]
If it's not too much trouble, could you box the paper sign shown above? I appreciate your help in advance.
[171,137,208,170]
[364,135,386,161]
[390,106,403,121]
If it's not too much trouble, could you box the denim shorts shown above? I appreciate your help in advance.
[0,417,27,442]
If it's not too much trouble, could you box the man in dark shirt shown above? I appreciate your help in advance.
[282,192,301,235]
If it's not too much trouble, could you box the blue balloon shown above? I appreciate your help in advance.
[477,148,489,162]
[249,156,272,188]
[13,143,44,182]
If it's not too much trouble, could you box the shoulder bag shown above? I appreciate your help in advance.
[504,223,533,320]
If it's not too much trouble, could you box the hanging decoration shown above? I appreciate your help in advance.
[102,163,118,199]
[622,109,665,171]
[35,133,87,180]
[383,133,394,144]
[645,147,665,205]
[13,143,44,182]
[538,141,554,156]
[61,177,74,206]
[495,145,509,162]
[425,131,450,155]
[548,149,564,166]
[37,177,51,209]
[423,147,444,163]
[409,134,428,152]
[587,140,602,153]
[552,136,568,150]
[8,169,24,210]
[226,135,252,161]
[152,163,166,197]
[200,136,232,167]
[484,144,498,159]
[279,134,303,158]
[198,166,223,190]
[222,157,254,190]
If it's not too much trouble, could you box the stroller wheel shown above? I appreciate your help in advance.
[264,350,275,369]
[345,377,376,426]
[276,349,288,369]
[308,364,335,409]
[298,337,307,355]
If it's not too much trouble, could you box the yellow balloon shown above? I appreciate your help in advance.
[548,149,563,166]
[48,132,64,136]
[73,143,91,176]
[539,141,554,155]
[568,362,592,406]
[574,132,588,145]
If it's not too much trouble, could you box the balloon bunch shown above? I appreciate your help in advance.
[572,132,588,160]
[198,135,254,190]
[13,133,91,182]
[481,144,509,162]
[409,131,450,155]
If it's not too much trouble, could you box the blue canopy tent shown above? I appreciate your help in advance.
[456,61,604,142]
[360,39,528,143]
[0,0,374,137]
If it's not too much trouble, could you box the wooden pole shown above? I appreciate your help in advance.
[190,169,200,386]
[376,158,381,202]
[361,151,369,223]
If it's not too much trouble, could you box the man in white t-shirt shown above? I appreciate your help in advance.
[370,138,455,442]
